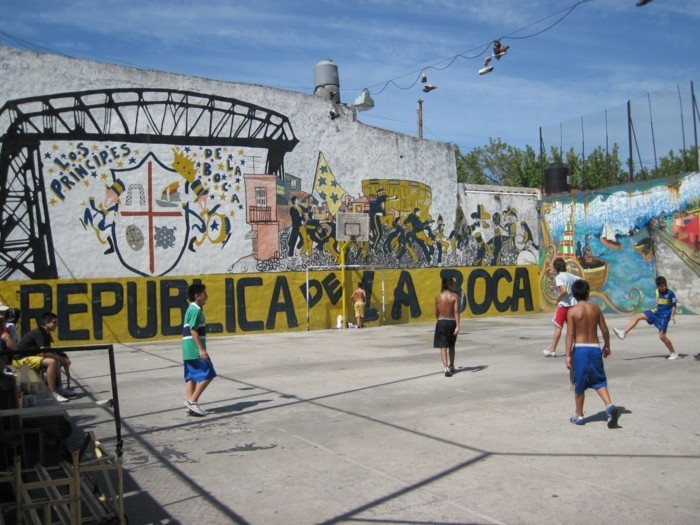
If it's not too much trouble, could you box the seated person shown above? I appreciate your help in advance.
[0,312,16,370]
[12,312,75,402]
[4,307,20,345]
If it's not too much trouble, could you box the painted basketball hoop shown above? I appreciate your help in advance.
[336,212,369,242]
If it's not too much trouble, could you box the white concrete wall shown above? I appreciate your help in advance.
[0,46,457,281]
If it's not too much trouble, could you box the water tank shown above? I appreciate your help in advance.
[314,59,340,103]
[543,162,570,195]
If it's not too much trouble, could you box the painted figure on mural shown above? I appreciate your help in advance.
[473,231,493,266]
[369,189,388,250]
[490,225,505,266]
[521,220,539,250]
[190,203,232,251]
[434,278,460,377]
[565,279,619,428]
[404,208,434,262]
[582,234,595,265]
[182,283,216,417]
[80,178,125,254]
[384,217,412,262]
[433,215,451,264]
[287,196,307,257]
[613,275,678,360]
[505,221,518,253]
[316,218,340,259]
[302,209,322,257]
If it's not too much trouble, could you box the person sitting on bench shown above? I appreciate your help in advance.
[12,312,75,403]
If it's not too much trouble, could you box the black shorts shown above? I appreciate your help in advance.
[434,319,457,348]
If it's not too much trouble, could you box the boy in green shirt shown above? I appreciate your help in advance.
[182,283,216,416]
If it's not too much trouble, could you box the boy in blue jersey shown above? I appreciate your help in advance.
[613,276,678,360]
[182,283,216,416]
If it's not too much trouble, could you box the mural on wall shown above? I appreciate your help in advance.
[0,88,300,280]
[0,49,543,343]
[1,90,534,281]
[0,88,466,282]
[455,186,541,269]
[539,172,700,314]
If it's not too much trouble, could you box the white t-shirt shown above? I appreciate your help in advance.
[555,272,579,307]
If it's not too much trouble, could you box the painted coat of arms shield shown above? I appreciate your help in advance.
[111,153,190,276]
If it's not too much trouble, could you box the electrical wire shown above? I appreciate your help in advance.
[366,0,597,96]
[1,0,618,99]
[0,29,150,70]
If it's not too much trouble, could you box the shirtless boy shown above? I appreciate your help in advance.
[434,278,460,377]
[350,282,367,328]
[565,279,619,428]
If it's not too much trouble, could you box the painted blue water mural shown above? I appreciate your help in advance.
[587,231,657,313]
[543,172,700,313]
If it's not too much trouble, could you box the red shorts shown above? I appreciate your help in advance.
[552,305,571,328]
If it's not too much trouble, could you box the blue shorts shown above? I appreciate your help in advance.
[572,344,607,394]
[184,358,217,383]
[643,310,670,334]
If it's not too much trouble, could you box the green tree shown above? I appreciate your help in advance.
[456,139,694,192]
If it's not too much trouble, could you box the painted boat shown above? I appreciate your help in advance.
[578,256,609,290]
[557,206,609,290]
[600,219,622,250]
[634,237,654,262]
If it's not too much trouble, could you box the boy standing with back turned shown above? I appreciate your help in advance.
[565,279,619,428]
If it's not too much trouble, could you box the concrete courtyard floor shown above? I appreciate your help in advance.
[67,313,700,525]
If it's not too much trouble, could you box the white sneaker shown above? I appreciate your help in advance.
[543,348,555,357]
[613,328,625,340]
[52,391,69,403]
[185,400,207,416]
[667,353,679,360]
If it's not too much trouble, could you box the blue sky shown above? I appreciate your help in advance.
[1,0,699,161]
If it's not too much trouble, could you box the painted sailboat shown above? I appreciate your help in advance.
[600,219,622,250]
[557,207,609,290]
[156,181,182,207]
